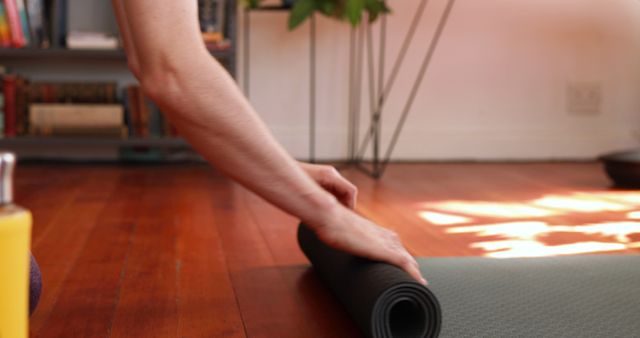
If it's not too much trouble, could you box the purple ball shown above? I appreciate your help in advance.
[29,253,42,315]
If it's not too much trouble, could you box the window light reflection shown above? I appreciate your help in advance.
[418,211,471,225]
[417,191,640,258]
[424,202,555,218]
[532,196,628,213]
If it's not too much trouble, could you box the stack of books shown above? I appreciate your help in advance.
[0,71,177,138]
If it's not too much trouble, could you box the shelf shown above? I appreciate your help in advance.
[0,48,127,60]
[0,137,190,148]
[0,47,234,60]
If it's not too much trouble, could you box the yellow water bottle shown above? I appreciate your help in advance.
[0,152,31,338]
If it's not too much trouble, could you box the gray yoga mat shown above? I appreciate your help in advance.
[298,223,640,338]
[422,255,640,338]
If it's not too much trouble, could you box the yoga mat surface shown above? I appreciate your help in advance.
[298,224,640,338]
[422,255,640,338]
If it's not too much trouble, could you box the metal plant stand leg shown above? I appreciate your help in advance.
[347,25,366,164]
[309,14,316,163]
[352,0,457,178]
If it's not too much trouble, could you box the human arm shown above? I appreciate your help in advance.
[111,0,425,284]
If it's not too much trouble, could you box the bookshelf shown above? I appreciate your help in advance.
[0,136,188,148]
[0,48,235,61]
[0,0,237,162]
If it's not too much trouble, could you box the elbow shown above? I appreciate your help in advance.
[136,47,211,109]
[138,69,182,109]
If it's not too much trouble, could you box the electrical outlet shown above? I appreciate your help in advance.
[566,82,602,115]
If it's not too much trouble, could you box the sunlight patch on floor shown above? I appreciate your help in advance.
[417,191,640,258]
[422,201,556,218]
[418,211,471,225]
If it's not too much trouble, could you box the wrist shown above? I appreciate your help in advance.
[301,190,343,231]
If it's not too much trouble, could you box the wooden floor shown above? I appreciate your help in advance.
[20,162,640,337]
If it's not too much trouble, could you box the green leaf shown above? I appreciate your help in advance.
[242,0,261,8]
[364,0,383,12]
[345,0,365,26]
[289,0,317,30]
[364,0,389,22]
[318,0,336,16]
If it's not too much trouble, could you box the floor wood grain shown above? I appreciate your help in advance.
[18,162,639,337]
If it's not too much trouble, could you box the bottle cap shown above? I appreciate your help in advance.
[0,152,15,204]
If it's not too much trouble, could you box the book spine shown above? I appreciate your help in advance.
[28,82,118,103]
[2,74,17,137]
[15,0,29,45]
[25,0,43,47]
[28,103,124,130]
[0,3,12,47]
[40,0,50,47]
[15,75,28,135]
[148,101,163,137]
[136,87,149,137]
[126,85,140,137]
[3,0,26,47]
[51,0,66,47]
[0,90,5,138]
[122,87,133,137]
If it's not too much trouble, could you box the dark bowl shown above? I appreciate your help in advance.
[599,149,640,188]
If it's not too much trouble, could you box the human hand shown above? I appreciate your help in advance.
[313,206,427,285]
[300,163,357,209]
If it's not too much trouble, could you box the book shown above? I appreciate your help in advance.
[0,3,11,47]
[29,82,117,103]
[49,0,66,47]
[147,101,163,137]
[161,110,177,136]
[14,75,28,135]
[125,85,140,136]
[136,86,149,137]
[122,86,133,136]
[28,103,124,135]
[3,0,26,47]
[15,0,30,45]
[66,31,119,50]
[0,92,4,138]
[25,0,44,47]
[40,0,52,47]
[2,74,17,136]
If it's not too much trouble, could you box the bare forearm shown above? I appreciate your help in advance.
[150,50,340,228]
[111,0,425,284]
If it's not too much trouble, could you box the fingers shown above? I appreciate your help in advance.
[313,165,358,209]
[406,257,428,286]
[326,167,357,209]
[390,251,427,286]
[385,231,427,285]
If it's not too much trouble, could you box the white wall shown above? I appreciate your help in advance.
[240,0,640,161]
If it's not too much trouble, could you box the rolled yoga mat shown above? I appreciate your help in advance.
[298,223,640,338]
[298,224,442,338]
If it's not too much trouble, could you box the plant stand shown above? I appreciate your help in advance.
[348,0,457,178]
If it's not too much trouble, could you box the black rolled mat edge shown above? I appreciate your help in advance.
[297,223,442,338]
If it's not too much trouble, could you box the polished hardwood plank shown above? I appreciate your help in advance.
[28,169,122,336]
[16,162,639,337]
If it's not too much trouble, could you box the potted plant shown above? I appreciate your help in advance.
[243,0,390,30]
